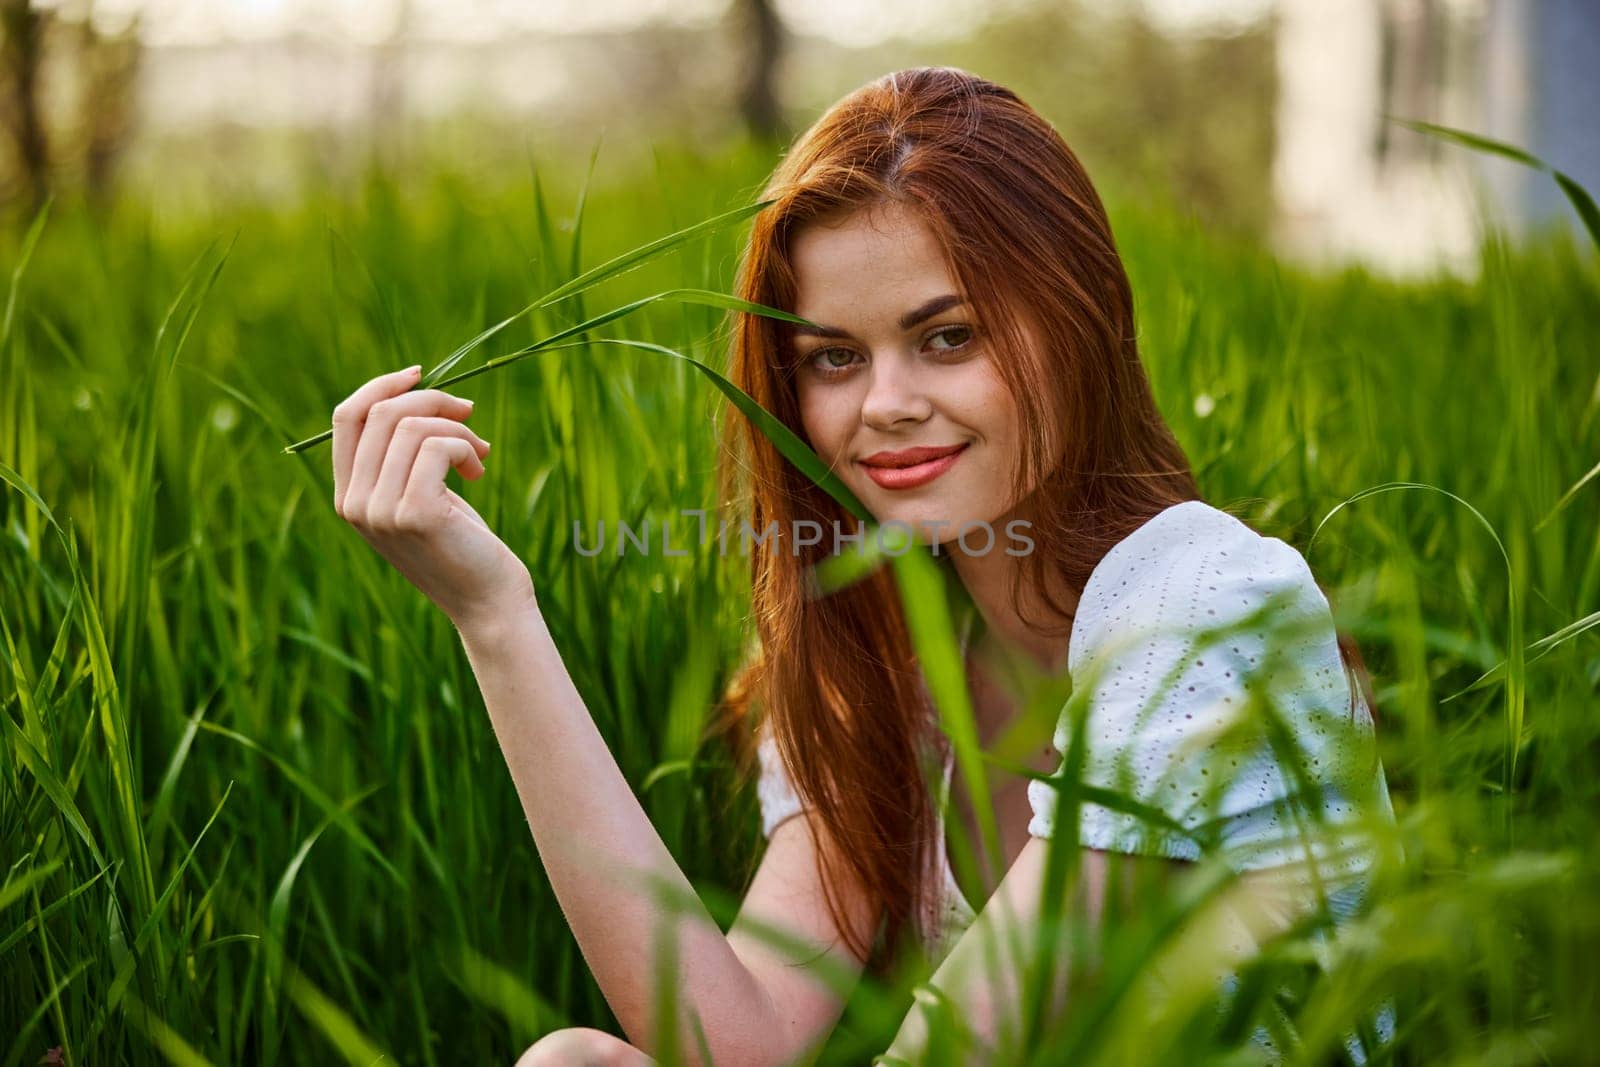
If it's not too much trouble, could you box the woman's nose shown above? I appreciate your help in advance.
[859,351,933,430]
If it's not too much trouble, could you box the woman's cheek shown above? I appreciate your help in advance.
[808,397,860,465]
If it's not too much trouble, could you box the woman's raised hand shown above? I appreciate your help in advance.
[331,365,537,634]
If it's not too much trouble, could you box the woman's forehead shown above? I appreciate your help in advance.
[791,200,938,262]
[789,211,961,325]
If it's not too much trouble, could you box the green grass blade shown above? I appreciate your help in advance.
[2,192,52,347]
[284,963,395,1066]
[536,198,774,308]
[1311,481,1524,805]
[118,992,217,1067]
[80,782,235,1048]
[436,289,816,389]
[1440,609,1600,703]
[1388,116,1542,167]
[283,288,820,454]
[453,943,569,1046]
[516,336,869,522]
[412,196,774,392]
[1535,456,1600,532]
[1551,170,1600,256]
[809,525,894,597]
[2,651,108,873]
[267,784,384,994]
[569,133,604,282]
[197,722,404,886]
[0,859,62,915]
[889,539,1003,893]
[0,865,112,959]
[1392,115,1600,255]
[0,958,93,1067]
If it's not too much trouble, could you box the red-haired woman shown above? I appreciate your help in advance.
[331,67,1396,1065]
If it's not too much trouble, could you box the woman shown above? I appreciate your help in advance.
[330,67,1395,1065]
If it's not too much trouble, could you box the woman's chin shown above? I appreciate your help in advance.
[868,512,986,548]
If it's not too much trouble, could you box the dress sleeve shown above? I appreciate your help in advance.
[1026,504,1391,891]
[756,724,808,839]
[752,600,975,843]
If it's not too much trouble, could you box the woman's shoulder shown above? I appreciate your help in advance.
[1035,499,1388,875]
[1070,499,1331,674]
[1088,498,1294,583]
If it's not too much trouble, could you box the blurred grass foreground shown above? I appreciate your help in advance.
[2,129,1599,1065]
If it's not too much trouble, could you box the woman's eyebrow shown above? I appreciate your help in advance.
[789,293,965,338]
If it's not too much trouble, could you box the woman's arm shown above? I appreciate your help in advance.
[879,837,1297,1064]
[328,367,814,1065]
[457,594,809,1065]
[878,838,1117,1064]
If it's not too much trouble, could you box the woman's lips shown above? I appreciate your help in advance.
[859,443,969,490]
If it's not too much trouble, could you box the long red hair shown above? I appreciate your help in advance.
[707,66,1371,973]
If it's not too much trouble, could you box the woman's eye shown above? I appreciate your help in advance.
[929,325,973,352]
[810,348,860,375]
[805,326,972,377]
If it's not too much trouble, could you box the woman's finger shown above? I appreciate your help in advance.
[332,365,419,515]
[398,437,480,527]
[445,487,491,531]
[368,416,491,526]
[344,389,476,523]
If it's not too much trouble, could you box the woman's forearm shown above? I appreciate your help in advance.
[456,599,784,1065]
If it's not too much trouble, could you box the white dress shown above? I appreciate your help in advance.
[753,499,1398,1062]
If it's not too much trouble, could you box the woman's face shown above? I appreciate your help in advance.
[788,200,1030,552]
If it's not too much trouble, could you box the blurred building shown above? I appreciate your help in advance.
[1273,0,1600,277]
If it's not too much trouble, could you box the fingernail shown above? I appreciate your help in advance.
[407,364,421,377]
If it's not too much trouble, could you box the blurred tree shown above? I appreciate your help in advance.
[0,0,49,212]
[0,0,141,215]
[934,2,1278,237]
[75,8,141,206]
[733,0,786,144]
[753,1,1276,236]
[369,0,411,173]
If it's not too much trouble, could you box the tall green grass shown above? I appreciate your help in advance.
[2,135,1597,1064]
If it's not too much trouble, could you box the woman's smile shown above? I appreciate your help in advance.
[858,442,970,490]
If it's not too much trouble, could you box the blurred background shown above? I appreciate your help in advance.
[4,2,1599,1064]
[4,0,1599,273]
